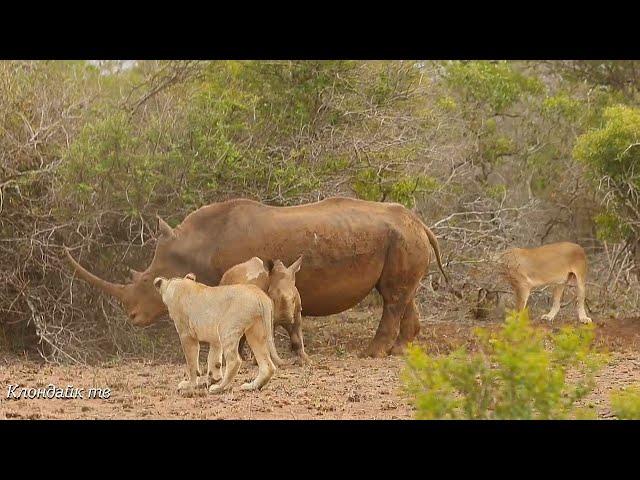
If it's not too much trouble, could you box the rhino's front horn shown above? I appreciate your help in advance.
[64,247,126,300]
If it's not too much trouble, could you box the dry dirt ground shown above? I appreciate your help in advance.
[1,306,639,420]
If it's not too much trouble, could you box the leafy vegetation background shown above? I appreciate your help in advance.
[1,60,639,363]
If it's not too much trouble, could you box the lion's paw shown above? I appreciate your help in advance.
[178,380,196,396]
[208,384,227,395]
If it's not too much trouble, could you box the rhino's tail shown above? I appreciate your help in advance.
[422,223,449,285]
[260,296,284,367]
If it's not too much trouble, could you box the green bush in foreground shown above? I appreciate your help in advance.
[402,309,607,419]
[610,386,640,419]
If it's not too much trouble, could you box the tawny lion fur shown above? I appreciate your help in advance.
[497,241,591,323]
[220,256,308,364]
[154,274,283,395]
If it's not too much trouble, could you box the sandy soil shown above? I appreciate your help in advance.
[1,308,639,420]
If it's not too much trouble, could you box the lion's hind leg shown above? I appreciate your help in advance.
[574,271,592,324]
[240,321,276,391]
[208,328,242,394]
[198,340,222,388]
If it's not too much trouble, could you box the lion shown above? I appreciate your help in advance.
[153,273,283,395]
[496,241,592,323]
[221,256,308,364]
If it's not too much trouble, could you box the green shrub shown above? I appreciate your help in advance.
[574,104,640,180]
[402,309,607,419]
[610,385,640,419]
[444,61,543,113]
[573,104,640,258]
[352,168,438,208]
[594,211,632,243]
[542,93,583,122]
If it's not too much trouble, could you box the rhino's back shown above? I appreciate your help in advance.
[178,198,429,315]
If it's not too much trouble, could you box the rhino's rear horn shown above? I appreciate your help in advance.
[156,215,175,239]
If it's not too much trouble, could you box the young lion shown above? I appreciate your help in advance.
[154,273,283,395]
[497,241,592,323]
[220,256,309,364]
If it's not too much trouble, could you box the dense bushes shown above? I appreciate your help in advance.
[1,60,639,361]
[573,105,640,262]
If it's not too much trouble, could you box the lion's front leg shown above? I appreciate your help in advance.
[178,333,200,396]
[283,311,311,365]
[542,284,565,322]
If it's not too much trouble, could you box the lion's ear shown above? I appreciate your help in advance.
[153,277,163,290]
[184,273,196,281]
[289,255,303,274]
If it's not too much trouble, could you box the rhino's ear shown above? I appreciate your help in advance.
[184,273,196,281]
[129,268,143,282]
[153,277,163,290]
[156,215,175,240]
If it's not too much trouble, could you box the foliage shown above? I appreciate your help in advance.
[594,211,632,243]
[2,59,640,361]
[541,93,583,122]
[574,105,640,181]
[610,385,640,419]
[574,105,640,249]
[552,61,640,98]
[352,167,438,207]
[402,309,607,419]
[444,61,543,113]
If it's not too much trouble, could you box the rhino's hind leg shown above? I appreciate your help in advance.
[240,322,276,391]
[389,299,420,356]
[361,301,409,358]
[362,278,415,359]
[361,234,424,358]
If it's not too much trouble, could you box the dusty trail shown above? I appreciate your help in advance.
[1,309,639,419]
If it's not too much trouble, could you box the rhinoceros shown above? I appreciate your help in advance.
[65,197,448,358]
